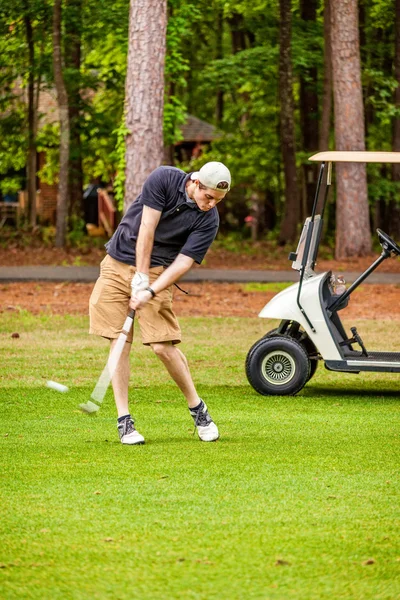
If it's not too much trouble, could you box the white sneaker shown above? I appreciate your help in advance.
[117,417,145,445]
[189,400,219,442]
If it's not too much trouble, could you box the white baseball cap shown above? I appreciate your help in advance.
[191,161,231,192]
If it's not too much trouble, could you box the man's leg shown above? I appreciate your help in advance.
[150,342,199,407]
[151,342,219,441]
[89,255,145,445]
[110,338,145,445]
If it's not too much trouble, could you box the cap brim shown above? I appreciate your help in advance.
[190,172,200,181]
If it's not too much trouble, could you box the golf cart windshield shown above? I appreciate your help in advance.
[293,151,400,275]
[292,215,322,274]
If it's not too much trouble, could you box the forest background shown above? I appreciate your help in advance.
[1,0,400,260]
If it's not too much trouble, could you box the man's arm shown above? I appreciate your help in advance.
[135,205,162,273]
[150,254,194,294]
[130,253,194,310]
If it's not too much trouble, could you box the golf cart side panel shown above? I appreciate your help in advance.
[258,273,342,361]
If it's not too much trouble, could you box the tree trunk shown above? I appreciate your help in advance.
[300,0,319,215]
[319,0,332,151]
[53,0,70,247]
[264,189,276,232]
[249,192,265,242]
[24,13,37,228]
[278,0,301,245]
[215,9,224,126]
[228,13,247,55]
[331,0,371,258]
[65,0,84,221]
[124,0,167,210]
[391,0,400,239]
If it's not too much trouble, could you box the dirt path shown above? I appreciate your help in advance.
[2,245,400,273]
[1,281,399,320]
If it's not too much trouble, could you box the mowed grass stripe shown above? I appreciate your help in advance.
[0,315,399,599]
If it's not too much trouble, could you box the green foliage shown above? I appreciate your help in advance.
[0,105,27,195]
[242,281,292,293]
[163,1,201,146]
[365,69,398,126]
[368,0,395,30]
[176,4,285,233]
[163,95,187,147]
[81,29,127,184]
[0,0,53,199]
[367,163,400,208]
[113,118,130,211]
[66,215,86,246]
[1,0,400,241]
[41,225,55,246]
[36,124,60,185]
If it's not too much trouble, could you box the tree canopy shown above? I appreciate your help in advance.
[0,0,399,254]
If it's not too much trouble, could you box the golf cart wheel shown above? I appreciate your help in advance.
[246,336,310,396]
[299,336,319,382]
[262,328,279,339]
[308,359,318,381]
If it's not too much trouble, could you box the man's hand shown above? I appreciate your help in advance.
[131,271,149,296]
[130,254,194,310]
[129,289,152,310]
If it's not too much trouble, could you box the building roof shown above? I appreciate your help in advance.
[178,115,219,143]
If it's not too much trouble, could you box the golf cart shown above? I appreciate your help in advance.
[246,151,400,396]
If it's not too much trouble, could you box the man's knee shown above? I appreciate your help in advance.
[151,342,174,361]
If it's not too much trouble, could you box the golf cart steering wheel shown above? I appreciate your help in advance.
[376,229,400,256]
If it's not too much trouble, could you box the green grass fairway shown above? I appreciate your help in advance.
[1,314,399,599]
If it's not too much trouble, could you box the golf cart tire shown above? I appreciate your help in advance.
[307,359,318,381]
[262,327,318,382]
[299,336,319,382]
[246,336,311,396]
[263,328,279,338]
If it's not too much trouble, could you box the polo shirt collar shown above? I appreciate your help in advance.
[180,172,200,211]
[179,172,193,194]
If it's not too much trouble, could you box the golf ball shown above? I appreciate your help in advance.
[46,380,69,393]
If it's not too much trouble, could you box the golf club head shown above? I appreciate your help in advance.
[79,400,100,414]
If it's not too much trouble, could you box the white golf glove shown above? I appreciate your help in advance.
[131,271,149,296]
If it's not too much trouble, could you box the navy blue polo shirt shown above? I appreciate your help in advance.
[105,166,219,267]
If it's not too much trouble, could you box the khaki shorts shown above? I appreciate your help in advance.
[89,254,181,345]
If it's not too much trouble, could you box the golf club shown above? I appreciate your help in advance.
[80,309,135,413]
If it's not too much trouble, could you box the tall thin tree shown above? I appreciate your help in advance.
[278,0,301,244]
[23,3,37,227]
[299,0,319,215]
[124,0,167,210]
[215,9,224,127]
[53,0,70,247]
[65,0,83,220]
[391,0,400,238]
[319,0,332,151]
[331,0,371,258]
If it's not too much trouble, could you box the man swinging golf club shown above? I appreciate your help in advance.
[89,161,231,445]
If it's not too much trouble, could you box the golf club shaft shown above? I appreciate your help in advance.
[91,310,135,404]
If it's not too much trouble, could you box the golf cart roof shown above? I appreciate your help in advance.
[309,151,400,163]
